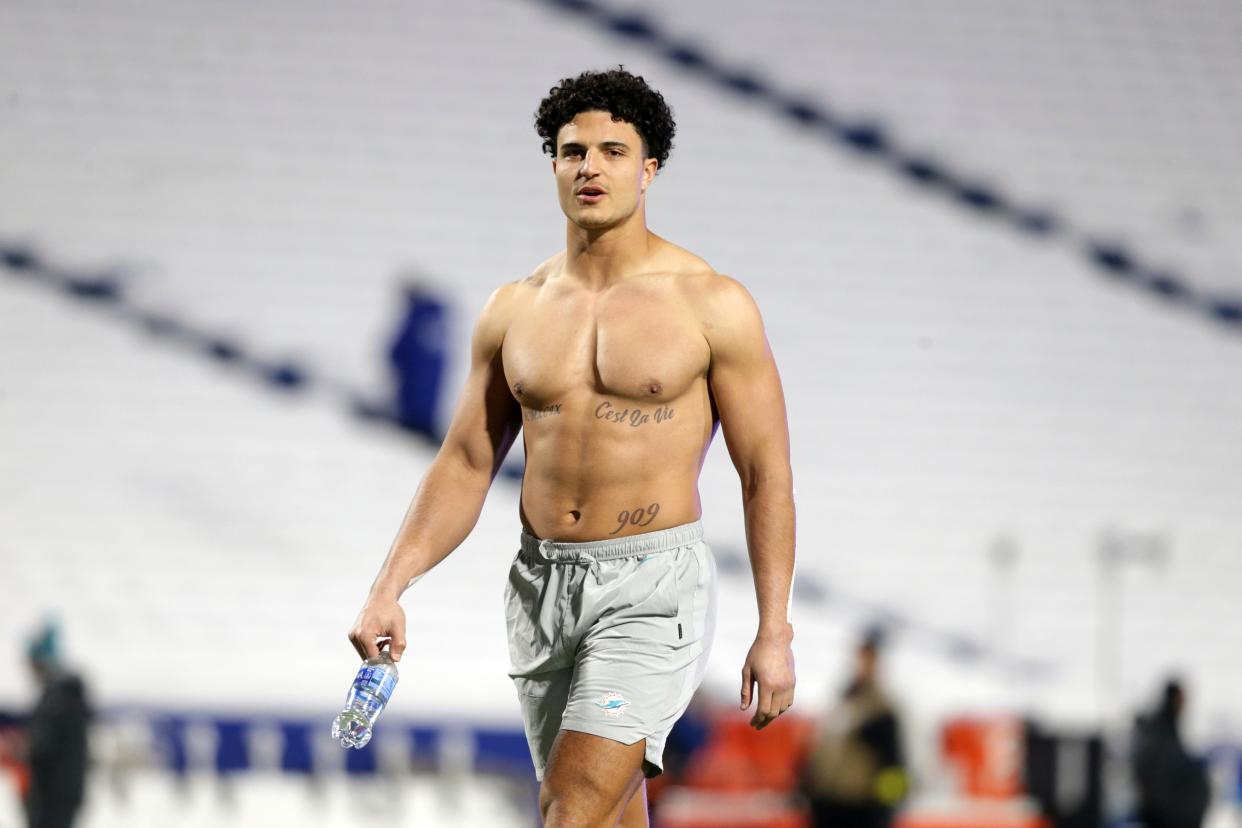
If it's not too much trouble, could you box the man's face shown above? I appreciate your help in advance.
[553,110,658,231]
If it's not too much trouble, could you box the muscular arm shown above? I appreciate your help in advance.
[349,285,522,660]
[704,275,796,728]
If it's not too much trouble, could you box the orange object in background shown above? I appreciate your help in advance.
[655,713,815,828]
[941,716,1024,799]
[0,724,31,799]
[898,716,1049,828]
[685,713,815,792]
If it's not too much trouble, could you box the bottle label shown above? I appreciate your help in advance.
[352,665,397,704]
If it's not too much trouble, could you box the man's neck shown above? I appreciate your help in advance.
[563,214,653,290]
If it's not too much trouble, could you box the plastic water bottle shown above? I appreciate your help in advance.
[331,650,399,749]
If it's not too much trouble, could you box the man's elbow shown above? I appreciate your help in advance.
[738,461,794,502]
[439,435,501,485]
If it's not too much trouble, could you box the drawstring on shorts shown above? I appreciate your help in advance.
[535,538,604,583]
[520,521,704,585]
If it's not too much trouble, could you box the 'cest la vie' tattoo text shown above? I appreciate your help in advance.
[521,400,676,428]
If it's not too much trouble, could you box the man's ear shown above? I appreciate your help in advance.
[641,158,659,192]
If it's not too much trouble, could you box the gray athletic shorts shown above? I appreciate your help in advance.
[504,520,717,780]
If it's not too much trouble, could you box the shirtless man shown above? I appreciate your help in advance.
[349,68,796,828]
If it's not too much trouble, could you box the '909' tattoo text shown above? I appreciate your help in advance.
[610,502,660,534]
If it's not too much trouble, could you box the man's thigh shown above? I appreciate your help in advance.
[541,730,647,827]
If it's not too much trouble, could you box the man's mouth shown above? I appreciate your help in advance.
[576,186,606,202]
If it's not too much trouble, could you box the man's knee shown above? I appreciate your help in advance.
[540,772,613,827]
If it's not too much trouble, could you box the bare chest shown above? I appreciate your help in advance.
[502,284,708,407]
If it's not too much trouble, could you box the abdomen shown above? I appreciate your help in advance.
[519,383,714,541]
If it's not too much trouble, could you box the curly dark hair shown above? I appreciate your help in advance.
[535,67,676,170]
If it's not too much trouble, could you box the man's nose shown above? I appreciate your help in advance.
[577,149,601,176]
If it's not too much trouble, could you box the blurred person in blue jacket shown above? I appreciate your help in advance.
[802,628,906,828]
[1132,678,1209,828]
[388,277,449,442]
[23,621,92,828]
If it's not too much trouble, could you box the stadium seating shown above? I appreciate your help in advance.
[2,3,1241,825]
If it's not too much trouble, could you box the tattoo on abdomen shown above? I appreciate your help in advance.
[610,502,660,534]
[595,400,675,428]
[524,403,562,421]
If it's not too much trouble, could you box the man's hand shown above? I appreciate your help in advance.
[348,596,407,662]
[740,627,795,729]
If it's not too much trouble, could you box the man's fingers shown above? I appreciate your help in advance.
[740,665,753,710]
[747,684,797,730]
[760,686,776,719]
[348,627,381,661]
[749,688,767,727]
[349,600,407,662]
[347,630,367,660]
[751,685,777,728]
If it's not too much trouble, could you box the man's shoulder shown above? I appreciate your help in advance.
[472,254,563,350]
[677,269,750,304]
[658,251,763,352]
[483,254,562,312]
[647,237,745,298]
[523,251,565,287]
[650,236,715,282]
[670,264,756,322]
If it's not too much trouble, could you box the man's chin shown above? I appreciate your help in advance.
[569,213,617,231]
[566,206,630,231]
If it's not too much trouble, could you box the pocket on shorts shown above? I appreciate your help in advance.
[640,552,682,619]
[673,543,704,643]
[504,553,554,676]
[592,551,681,627]
[632,549,687,648]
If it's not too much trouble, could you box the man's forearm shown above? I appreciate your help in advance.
[742,475,796,637]
[369,451,494,600]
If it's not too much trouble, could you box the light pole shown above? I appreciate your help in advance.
[1096,528,1167,725]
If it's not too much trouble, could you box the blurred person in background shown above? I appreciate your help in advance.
[348,66,797,828]
[1132,678,1209,828]
[388,275,450,442]
[22,621,92,828]
[801,628,906,828]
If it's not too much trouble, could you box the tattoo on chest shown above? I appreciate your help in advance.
[594,400,675,428]
[610,502,660,534]
[523,403,562,421]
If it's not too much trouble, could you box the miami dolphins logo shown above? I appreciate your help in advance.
[595,691,630,718]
